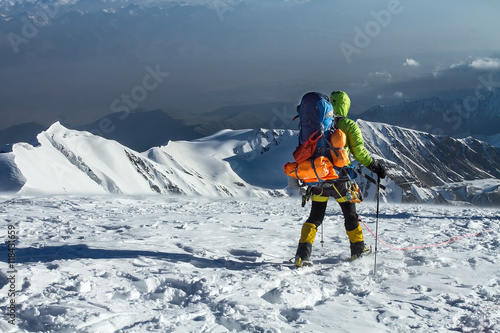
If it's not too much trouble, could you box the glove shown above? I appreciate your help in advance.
[368,160,386,179]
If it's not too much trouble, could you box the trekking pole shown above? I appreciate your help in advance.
[321,223,324,247]
[373,175,381,277]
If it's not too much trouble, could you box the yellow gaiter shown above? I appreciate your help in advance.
[300,222,317,244]
[346,223,364,243]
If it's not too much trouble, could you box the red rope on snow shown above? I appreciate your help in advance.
[360,219,494,251]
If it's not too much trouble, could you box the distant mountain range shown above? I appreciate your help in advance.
[358,89,500,142]
[0,102,297,151]
[1,92,499,151]
[1,120,499,206]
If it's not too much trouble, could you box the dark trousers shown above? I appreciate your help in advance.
[296,197,364,260]
[306,200,359,232]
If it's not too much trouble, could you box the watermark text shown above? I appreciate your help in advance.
[6,223,17,325]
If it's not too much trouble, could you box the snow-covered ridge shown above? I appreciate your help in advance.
[0,122,295,197]
[1,121,499,206]
[358,120,500,205]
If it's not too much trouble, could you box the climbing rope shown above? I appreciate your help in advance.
[360,219,494,251]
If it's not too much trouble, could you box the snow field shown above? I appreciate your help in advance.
[0,195,499,332]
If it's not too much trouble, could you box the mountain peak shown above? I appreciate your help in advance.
[44,121,67,133]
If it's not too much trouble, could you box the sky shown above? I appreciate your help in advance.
[0,0,500,131]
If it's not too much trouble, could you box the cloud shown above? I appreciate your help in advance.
[433,57,500,78]
[356,71,392,87]
[371,92,403,102]
[469,57,500,70]
[449,61,465,69]
[368,71,392,82]
[403,58,420,67]
[446,57,500,71]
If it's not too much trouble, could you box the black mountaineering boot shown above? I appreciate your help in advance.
[295,222,317,267]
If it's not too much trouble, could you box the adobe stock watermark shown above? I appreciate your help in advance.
[8,4,60,54]
[340,0,403,64]
[73,63,168,149]
[464,71,500,116]
[102,64,169,134]
[6,222,18,326]
[434,71,500,136]
[212,0,238,22]
[269,105,297,130]
[50,64,169,183]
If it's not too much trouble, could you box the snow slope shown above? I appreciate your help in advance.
[0,195,499,332]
